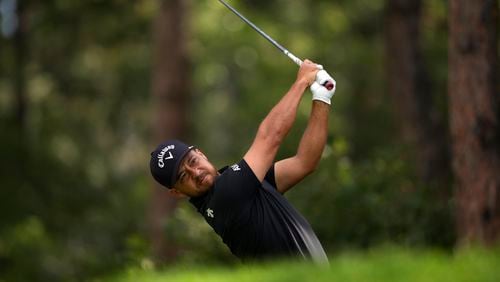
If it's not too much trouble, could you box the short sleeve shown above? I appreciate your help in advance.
[264,163,277,189]
[213,159,262,207]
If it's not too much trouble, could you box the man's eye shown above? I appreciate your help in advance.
[190,157,196,165]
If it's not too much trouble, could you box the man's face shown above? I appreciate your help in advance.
[171,149,218,197]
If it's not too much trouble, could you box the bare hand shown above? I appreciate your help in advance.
[296,59,320,86]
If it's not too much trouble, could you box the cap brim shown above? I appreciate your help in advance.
[170,146,195,187]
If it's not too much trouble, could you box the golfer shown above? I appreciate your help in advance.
[150,60,335,263]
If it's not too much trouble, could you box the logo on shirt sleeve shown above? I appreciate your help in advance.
[230,164,241,171]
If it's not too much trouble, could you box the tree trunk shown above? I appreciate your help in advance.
[449,0,500,245]
[149,0,191,263]
[384,0,450,187]
[13,0,28,131]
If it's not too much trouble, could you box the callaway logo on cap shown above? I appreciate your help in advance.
[157,145,175,168]
[150,139,194,188]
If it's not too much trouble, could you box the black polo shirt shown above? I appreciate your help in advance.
[189,159,328,263]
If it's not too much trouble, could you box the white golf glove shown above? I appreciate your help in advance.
[310,69,336,105]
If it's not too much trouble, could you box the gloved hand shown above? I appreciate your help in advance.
[310,69,336,105]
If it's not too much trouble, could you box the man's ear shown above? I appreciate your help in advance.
[168,189,187,199]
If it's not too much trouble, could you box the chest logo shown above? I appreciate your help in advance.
[206,208,214,218]
[231,164,241,171]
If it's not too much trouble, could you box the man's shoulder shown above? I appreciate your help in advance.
[211,159,262,204]
[217,160,252,180]
[218,159,248,173]
[215,159,278,192]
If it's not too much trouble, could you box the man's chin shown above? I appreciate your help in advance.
[199,182,213,192]
[203,175,216,187]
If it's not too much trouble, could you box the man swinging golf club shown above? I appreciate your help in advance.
[150,0,336,264]
[150,59,335,264]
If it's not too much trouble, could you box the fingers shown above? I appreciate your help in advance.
[302,59,323,70]
[297,59,321,86]
[303,59,315,67]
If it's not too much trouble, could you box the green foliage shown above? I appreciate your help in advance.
[1,1,153,281]
[0,0,456,280]
[290,143,455,251]
[104,247,500,282]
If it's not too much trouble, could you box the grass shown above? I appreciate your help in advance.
[102,246,500,282]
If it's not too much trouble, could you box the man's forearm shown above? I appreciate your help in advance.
[244,60,320,182]
[296,101,330,170]
[257,79,309,145]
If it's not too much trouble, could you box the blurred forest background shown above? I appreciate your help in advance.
[0,0,498,281]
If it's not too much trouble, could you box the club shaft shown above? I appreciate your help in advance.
[218,0,303,66]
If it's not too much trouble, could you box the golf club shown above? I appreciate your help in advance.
[218,0,335,91]
[218,0,303,66]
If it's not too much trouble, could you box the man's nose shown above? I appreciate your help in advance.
[185,165,200,177]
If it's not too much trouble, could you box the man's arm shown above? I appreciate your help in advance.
[274,101,330,194]
[244,60,319,182]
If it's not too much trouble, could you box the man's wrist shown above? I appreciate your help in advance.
[294,78,310,90]
[312,96,331,105]
[312,99,331,108]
